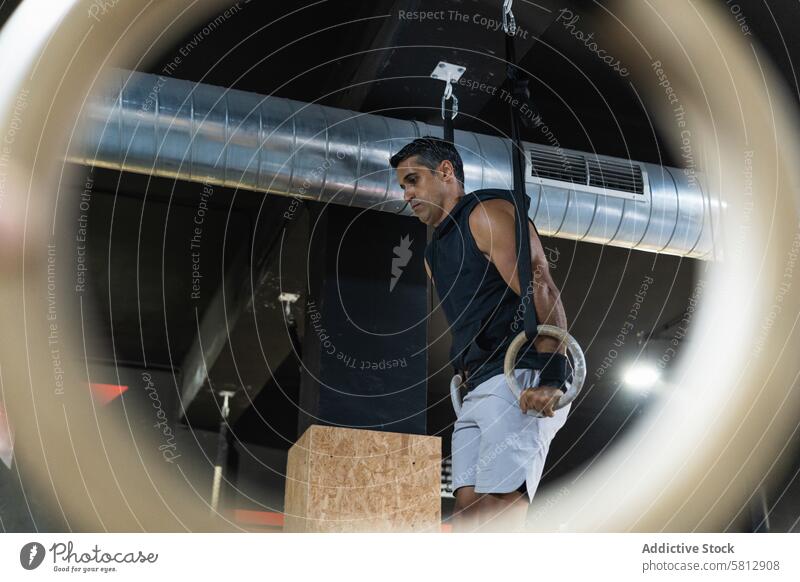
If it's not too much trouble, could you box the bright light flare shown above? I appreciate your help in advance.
[623,363,661,391]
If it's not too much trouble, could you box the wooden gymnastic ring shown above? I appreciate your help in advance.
[503,325,586,417]
[449,374,464,416]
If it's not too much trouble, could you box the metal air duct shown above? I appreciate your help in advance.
[68,68,720,259]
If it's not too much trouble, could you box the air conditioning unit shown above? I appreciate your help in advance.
[526,144,650,202]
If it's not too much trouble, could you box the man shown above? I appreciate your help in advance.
[390,137,571,532]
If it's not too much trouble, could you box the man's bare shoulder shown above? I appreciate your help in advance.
[468,197,516,233]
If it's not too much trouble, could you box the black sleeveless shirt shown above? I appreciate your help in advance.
[424,189,549,391]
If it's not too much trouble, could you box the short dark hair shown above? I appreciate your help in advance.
[389,136,465,187]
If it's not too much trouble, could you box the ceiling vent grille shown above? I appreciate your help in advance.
[587,157,644,195]
[529,145,587,185]
[528,145,645,196]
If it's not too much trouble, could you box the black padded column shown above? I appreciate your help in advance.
[298,204,428,435]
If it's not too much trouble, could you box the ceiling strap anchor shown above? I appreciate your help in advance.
[430,61,465,121]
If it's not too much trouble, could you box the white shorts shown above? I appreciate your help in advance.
[450,368,570,503]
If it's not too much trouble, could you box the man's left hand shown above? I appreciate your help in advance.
[519,386,562,417]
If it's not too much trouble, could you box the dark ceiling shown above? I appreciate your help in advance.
[140,0,678,165]
[130,0,800,164]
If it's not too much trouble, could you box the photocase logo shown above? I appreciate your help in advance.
[389,235,413,292]
[19,542,46,570]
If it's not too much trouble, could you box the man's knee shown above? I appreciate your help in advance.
[453,486,481,513]
[480,488,528,512]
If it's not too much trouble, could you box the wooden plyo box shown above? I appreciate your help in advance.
[284,425,441,532]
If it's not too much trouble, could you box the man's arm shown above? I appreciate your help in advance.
[469,199,568,415]
[468,199,567,355]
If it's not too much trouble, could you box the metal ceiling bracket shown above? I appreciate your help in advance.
[431,61,465,120]
[430,61,466,84]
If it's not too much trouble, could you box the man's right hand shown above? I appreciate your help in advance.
[519,386,561,417]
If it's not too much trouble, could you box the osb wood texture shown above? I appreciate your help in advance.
[283,425,441,532]
[283,439,309,533]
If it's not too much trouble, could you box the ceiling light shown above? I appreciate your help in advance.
[622,363,660,391]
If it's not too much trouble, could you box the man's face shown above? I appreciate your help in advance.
[396,155,448,226]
